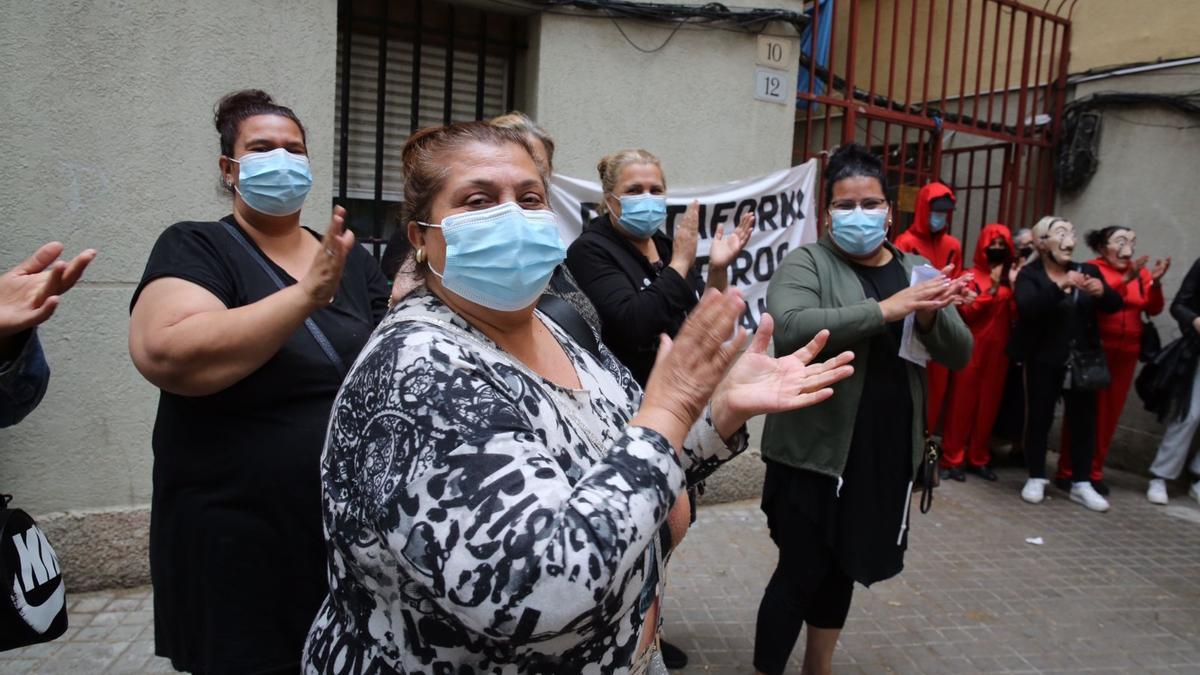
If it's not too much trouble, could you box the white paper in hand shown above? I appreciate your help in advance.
[898,264,941,366]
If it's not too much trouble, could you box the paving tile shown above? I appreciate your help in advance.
[5,464,1200,673]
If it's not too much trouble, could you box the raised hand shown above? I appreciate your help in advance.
[1151,257,1171,282]
[709,318,854,438]
[1124,255,1149,282]
[300,206,355,308]
[709,211,754,269]
[0,242,97,339]
[635,287,748,450]
[669,201,700,277]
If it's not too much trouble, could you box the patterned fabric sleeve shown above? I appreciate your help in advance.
[330,323,688,649]
[680,404,749,486]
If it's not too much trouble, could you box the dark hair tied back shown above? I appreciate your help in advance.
[214,89,308,158]
[824,143,888,206]
[1084,225,1127,253]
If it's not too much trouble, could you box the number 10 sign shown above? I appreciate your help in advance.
[754,67,790,105]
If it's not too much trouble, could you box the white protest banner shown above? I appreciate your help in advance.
[549,159,820,330]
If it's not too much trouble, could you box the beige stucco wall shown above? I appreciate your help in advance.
[1056,63,1200,472]
[528,8,800,498]
[0,0,338,527]
[833,0,1198,111]
[1068,0,1200,73]
[529,10,800,184]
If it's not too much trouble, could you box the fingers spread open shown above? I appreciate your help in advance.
[32,262,66,308]
[58,249,97,294]
[19,242,65,275]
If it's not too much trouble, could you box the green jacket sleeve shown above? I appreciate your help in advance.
[919,304,974,370]
[766,246,887,356]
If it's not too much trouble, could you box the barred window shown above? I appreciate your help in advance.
[335,0,527,256]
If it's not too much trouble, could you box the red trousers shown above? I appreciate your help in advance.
[927,362,950,433]
[941,339,1009,468]
[1056,346,1139,481]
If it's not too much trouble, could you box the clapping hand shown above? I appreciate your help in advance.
[1151,257,1171,282]
[669,201,701,277]
[300,206,355,308]
[709,212,754,269]
[1124,255,1149,282]
[0,242,96,340]
[710,319,855,438]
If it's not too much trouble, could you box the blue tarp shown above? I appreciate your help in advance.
[796,0,834,109]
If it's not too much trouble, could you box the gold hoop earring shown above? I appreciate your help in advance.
[415,248,426,264]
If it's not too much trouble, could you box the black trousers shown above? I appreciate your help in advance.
[1023,362,1097,480]
[753,510,854,675]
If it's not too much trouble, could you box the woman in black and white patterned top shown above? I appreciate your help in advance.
[303,122,854,674]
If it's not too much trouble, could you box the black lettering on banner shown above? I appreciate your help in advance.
[740,307,758,331]
[776,241,790,262]
[733,199,757,226]
[695,203,708,239]
[708,201,735,238]
[664,203,687,237]
[757,194,779,231]
[730,250,753,285]
[780,188,805,229]
[753,245,776,282]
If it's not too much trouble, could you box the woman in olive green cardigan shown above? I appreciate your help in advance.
[753,145,973,675]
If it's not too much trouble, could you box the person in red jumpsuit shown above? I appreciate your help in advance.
[1056,226,1171,495]
[940,223,1017,481]
[895,182,962,432]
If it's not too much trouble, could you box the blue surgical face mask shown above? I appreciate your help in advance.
[422,202,566,311]
[613,193,667,238]
[928,211,948,232]
[830,206,889,257]
[230,148,313,216]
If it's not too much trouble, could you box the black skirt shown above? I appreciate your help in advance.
[762,255,914,586]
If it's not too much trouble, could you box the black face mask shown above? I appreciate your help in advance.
[986,248,1009,264]
[1018,246,1034,259]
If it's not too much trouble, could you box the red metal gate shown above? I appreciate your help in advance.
[794,0,1074,248]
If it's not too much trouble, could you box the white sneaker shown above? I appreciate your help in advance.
[1070,481,1110,512]
[1189,481,1200,507]
[1021,478,1050,504]
[1147,479,1169,505]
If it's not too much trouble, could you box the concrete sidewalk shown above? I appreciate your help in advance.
[4,465,1200,673]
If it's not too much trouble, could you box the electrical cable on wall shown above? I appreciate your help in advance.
[534,0,809,35]
[1056,90,1200,191]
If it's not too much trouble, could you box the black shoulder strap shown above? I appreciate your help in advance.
[537,294,602,362]
[218,220,347,376]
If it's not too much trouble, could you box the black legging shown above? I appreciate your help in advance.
[753,513,854,675]
[1023,362,1097,480]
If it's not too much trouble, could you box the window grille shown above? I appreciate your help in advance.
[335,0,526,256]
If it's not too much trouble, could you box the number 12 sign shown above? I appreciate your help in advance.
[754,66,790,105]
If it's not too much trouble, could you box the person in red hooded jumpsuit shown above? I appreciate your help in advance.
[1056,226,1170,494]
[939,224,1018,481]
[895,182,963,432]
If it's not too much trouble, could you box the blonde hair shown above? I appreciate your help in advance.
[596,149,665,214]
[1031,215,1066,239]
[490,111,555,172]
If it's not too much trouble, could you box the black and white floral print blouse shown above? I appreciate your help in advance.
[303,290,747,674]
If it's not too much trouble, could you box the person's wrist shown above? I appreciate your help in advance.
[631,402,695,453]
[709,389,746,441]
[293,280,326,313]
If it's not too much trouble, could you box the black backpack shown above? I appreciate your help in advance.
[0,494,68,651]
